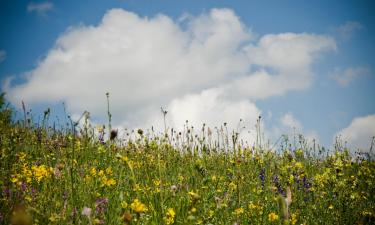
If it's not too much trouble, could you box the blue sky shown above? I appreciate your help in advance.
[1,0,374,150]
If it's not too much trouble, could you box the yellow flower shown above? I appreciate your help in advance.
[188,191,200,200]
[228,182,237,191]
[17,152,27,162]
[328,204,334,210]
[290,213,298,225]
[295,162,303,170]
[268,212,279,222]
[130,199,147,213]
[121,201,128,209]
[164,208,176,225]
[98,145,106,153]
[295,148,303,156]
[234,207,244,216]
[248,202,257,210]
[32,165,51,182]
[106,178,116,186]
[100,176,116,187]
[84,175,92,182]
[105,167,113,175]
[24,195,32,202]
[153,179,161,186]
[289,174,294,184]
[208,210,215,218]
[90,167,97,176]
[49,213,59,222]
[10,176,19,183]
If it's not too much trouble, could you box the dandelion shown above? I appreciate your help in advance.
[130,199,147,213]
[268,212,279,222]
[170,185,177,192]
[164,208,176,225]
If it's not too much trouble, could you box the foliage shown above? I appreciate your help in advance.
[0,97,374,224]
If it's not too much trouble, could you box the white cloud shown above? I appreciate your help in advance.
[27,2,53,16]
[270,113,320,145]
[4,8,336,134]
[168,89,260,130]
[334,114,375,153]
[335,21,363,41]
[0,50,6,63]
[330,66,370,87]
[222,33,336,99]
[281,113,302,131]
[141,88,261,143]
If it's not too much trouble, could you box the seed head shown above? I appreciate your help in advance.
[110,129,118,140]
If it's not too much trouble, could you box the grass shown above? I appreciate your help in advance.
[0,93,374,225]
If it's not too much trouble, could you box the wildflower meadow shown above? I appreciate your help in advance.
[1,93,374,225]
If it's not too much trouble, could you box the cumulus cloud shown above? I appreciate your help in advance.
[334,21,363,41]
[0,50,6,63]
[221,33,336,99]
[281,113,302,131]
[334,114,375,153]
[27,1,53,16]
[4,8,336,135]
[330,66,370,87]
[271,113,320,145]
[141,88,261,143]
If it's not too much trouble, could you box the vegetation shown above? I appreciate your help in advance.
[1,93,374,225]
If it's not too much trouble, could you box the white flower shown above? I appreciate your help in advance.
[82,207,92,217]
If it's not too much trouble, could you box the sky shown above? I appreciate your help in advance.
[0,0,374,152]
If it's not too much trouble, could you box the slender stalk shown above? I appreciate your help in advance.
[69,118,77,225]
[106,92,112,139]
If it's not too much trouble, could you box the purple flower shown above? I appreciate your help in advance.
[20,182,27,192]
[273,175,285,196]
[2,187,11,199]
[95,197,109,215]
[95,197,108,205]
[259,168,266,188]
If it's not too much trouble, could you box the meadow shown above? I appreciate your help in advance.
[0,93,374,225]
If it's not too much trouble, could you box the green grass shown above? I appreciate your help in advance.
[0,94,374,225]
